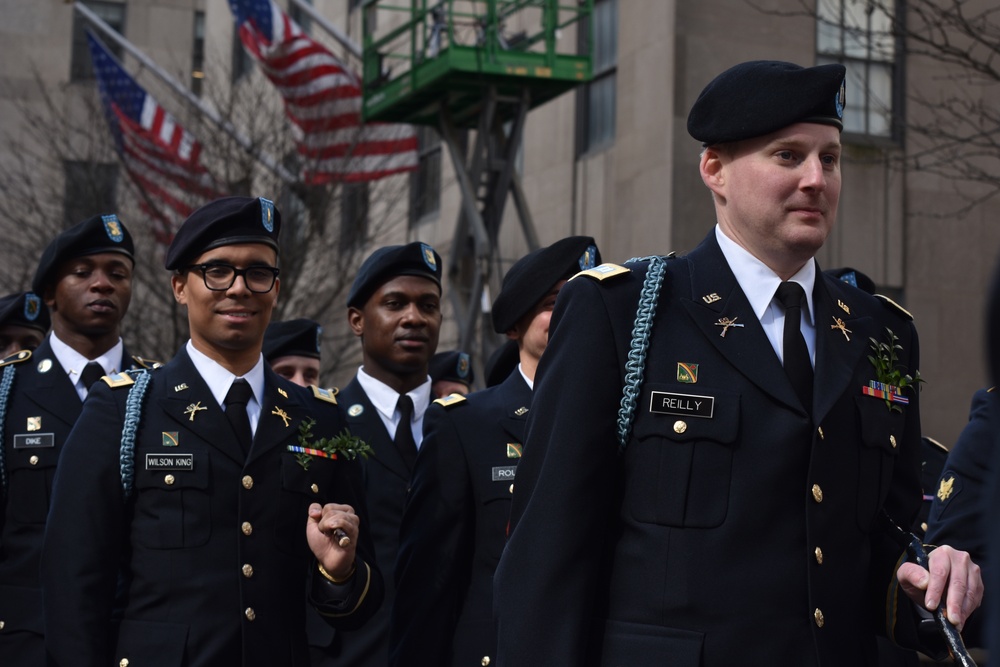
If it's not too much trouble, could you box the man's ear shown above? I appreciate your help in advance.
[347,307,364,337]
[700,146,727,198]
[171,273,187,305]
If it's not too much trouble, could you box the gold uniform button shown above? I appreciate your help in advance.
[242,564,254,578]
[311,483,319,494]
[811,484,823,503]
[242,522,253,536]
[921,522,928,533]
[164,474,175,486]
[889,435,897,448]
[814,547,824,565]
[29,455,39,465]
[509,484,514,494]
[814,608,825,627]
[482,657,491,666]
[245,607,256,621]
[673,420,687,434]
[0,619,5,630]
[120,659,129,667]
[242,475,254,489]
[817,426,825,440]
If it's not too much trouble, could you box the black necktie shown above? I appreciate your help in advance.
[80,361,105,393]
[225,379,254,456]
[394,394,417,470]
[775,282,814,412]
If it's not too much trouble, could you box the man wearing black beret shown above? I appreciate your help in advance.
[313,241,442,667]
[41,196,382,667]
[0,291,50,359]
[0,214,144,666]
[495,61,982,666]
[264,318,323,387]
[391,235,600,667]
[428,350,474,398]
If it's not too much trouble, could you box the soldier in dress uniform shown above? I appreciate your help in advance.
[494,61,982,667]
[390,236,600,667]
[264,318,323,387]
[0,214,142,666]
[428,350,474,398]
[0,291,50,358]
[41,197,382,667]
[313,242,442,667]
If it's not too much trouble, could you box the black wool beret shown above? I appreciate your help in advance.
[32,214,134,294]
[491,236,601,334]
[485,339,519,387]
[165,196,281,271]
[263,318,322,362]
[687,60,847,145]
[429,350,474,387]
[347,242,442,309]
[0,291,50,333]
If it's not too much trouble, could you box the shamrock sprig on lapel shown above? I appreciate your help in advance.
[291,417,372,470]
[867,327,924,413]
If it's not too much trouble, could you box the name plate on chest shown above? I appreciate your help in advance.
[492,465,517,481]
[13,433,55,449]
[145,453,195,471]
[649,392,714,418]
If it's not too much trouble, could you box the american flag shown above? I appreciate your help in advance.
[229,0,419,184]
[87,32,225,246]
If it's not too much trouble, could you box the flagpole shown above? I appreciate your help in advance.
[288,0,363,60]
[73,1,298,185]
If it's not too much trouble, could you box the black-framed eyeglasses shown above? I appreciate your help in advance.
[187,264,280,293]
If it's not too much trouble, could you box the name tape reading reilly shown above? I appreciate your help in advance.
[649,391,715,418]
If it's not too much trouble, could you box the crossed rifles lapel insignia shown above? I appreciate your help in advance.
[714,316,745,338]
[184,401,208,422]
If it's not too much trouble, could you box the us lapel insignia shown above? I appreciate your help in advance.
[702,293,721,304]
[830,317,852,341]
[272,406,291,427]
[514,406,528,416]
[174,383,189,392]
[278,387,288,398]
[348,404,364,417]
[507,443,523,458]
[838,299,850,314]
[184,401,208,422]
[37,359,52,373]
[937,476,955,501]
[162,432,179,447]
[27,416,41,432]
[676,363,698,384]
[714,316,744,338]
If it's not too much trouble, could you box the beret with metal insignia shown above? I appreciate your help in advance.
[492,236,601,334]
[263,318,323,362]
[347,242,442,309]
[32,214,135,294]
[429,350,474,388]
[0,291,51,333]
[164,196,281,271]
[687,60,847,146]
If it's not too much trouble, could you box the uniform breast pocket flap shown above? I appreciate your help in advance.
[133,453,211,549]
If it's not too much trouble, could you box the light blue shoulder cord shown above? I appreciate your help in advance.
[0,365,16,497]
[120,370,151,499]
[616,255,669,455]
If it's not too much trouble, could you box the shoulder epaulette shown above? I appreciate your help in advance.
[312,386,339,404]
[922,436,949,455]
[131,355,163,369]
[0,350,32,368]
[988,386,997,393]
[102,371,136,388]
[874,294,913,321]
[572,263,631,282]
[433,393,467,408]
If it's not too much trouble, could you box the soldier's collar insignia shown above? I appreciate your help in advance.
[102,214,124,242]
[838,299,850,314]
[830,317,852,341]
[506,443,523,459]
[676,363,698,384]
[272,406,291,427]
[703,293,721,304]
[278,387,288,398]
[174,383,189,392]
[714,317,744,337]
[348,403,364,417]
[37,358,52,373]
[514,406,528,416]
[184,401,208,421]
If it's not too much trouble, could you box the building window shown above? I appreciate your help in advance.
[576,0,617,156]
[63,161,118,225]
[232,26,255,83]
[289,0,313,34]
[817,0,898,139]
[70,2,125,81]
[341,182,370,250]
[192,11,205,96]
[409,126,441,224]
